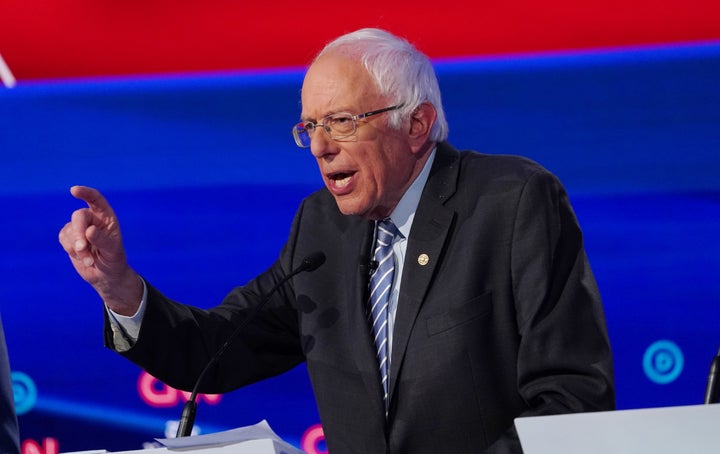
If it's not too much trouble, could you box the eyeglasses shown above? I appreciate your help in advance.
[292,105,403,148]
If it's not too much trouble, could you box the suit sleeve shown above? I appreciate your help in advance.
[108,202,310,394]
[0,315,19,454]
[486,169,615,453]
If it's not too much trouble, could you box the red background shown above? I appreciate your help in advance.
[2,0,720,80]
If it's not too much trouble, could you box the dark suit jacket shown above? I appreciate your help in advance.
[0,315,19,454]
[113,142,614,453]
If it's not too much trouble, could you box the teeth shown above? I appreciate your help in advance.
[335,175,352,188]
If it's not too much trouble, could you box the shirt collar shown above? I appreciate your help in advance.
[388,146,437,239]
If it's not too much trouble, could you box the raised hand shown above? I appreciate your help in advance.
[58,186,143,316]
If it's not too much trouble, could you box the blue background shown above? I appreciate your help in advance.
[1,41,719,452]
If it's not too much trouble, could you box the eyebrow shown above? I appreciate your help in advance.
[300,107,353,123]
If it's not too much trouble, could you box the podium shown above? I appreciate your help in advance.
[515,404,720,454]
[63,421,305,454]
[110,439,302,454]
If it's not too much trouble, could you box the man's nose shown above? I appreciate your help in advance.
[309,128,339,159]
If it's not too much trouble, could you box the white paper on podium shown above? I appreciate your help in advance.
[157,420,280,448]
[515,403,720,454]
[63,420,306,454]
[154,420,304,453]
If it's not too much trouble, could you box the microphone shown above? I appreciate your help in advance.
[704,346,720,404]
[176,251,326,437]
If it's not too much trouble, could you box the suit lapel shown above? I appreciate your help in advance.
[389,143,460,403]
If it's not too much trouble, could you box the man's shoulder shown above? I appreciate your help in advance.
[456,148,549,178]
[436,142,550,178]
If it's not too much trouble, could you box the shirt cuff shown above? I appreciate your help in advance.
[105,278,148,352]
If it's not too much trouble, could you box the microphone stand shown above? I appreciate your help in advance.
[704,346,720,404]
[176,252,325,437]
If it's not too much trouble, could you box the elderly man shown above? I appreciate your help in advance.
[60,28,614,453]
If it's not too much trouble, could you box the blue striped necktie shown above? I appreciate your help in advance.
[368,219,398,411]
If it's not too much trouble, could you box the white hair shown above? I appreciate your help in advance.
[315,28,449,142]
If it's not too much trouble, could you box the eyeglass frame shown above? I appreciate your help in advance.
[292,104,404,148]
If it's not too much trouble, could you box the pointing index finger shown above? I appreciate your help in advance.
[70,185,113,214]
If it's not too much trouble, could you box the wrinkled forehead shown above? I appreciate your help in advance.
[300,52,382,119]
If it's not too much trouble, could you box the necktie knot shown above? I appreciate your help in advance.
[375,219,398,248]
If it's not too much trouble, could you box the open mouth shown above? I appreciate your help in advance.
[329,171,355,188]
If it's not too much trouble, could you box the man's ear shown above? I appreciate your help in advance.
[408,102,437,153]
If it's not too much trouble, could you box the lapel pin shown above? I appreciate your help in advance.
[417,253,429,266]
